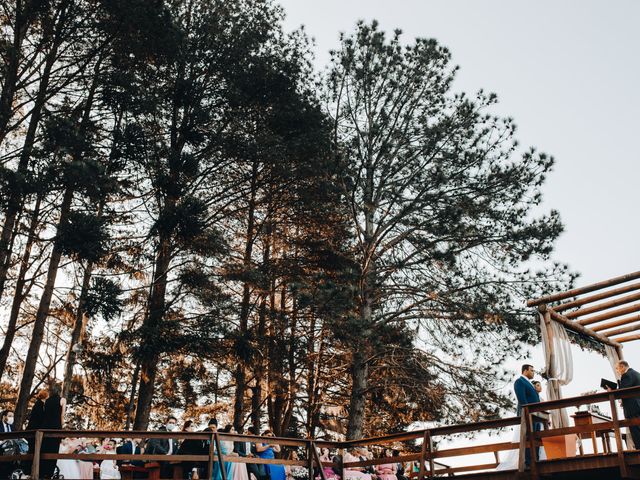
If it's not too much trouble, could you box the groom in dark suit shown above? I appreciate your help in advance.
[514,364,542,466]
[608,360,640,448]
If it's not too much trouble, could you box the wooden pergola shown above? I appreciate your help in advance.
[527,270,640,359]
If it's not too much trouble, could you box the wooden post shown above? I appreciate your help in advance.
[418,431,428,480]
[31,430,43,480]
[518,414,527,473]
[311,442,327,480]
[207,432,216,480]
[609,393,628,478]
[425,430,435,479]
[525,407,540,480]
[307,441,314,480]
[214,432,228,480]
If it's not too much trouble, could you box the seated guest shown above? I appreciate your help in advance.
[375,462,396,480]
[390,450,408,480]
[342,449,371,480]
[285,451,307,480]
[247,426,268,480]
[146,416,179,478]
[100,438,121,479]
[317,449,340,480]
[1,409,14,432]
[179,420,206,475]
[117,438,143,467]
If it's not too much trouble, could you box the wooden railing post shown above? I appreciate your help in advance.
[425,430,435,479]
[517,414,527,473]
[610,393,628,478]
[418,431,428,480]
[307,441,314,480]
[31,430,43,480]
[526,408,540,480]
[214,432,228,480]
[207,432,216,480]
[312,441,327,480]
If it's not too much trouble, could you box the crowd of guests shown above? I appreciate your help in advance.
[0,385,424,480]
[319,447,412,480]
[1,382,346,480]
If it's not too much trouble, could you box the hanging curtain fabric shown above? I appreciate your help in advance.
[603,344,634,449]
[605,345,621,379]
[539,312,573,428]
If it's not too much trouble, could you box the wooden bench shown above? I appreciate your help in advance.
[119,462,161,480]
[119,462,186,480]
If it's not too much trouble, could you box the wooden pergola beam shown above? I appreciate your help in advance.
[592,314,640,332]
[565,291,640,319]
[616,334,640,344]
[527,271,640,307]
[546,307,621,348]
[577,303,640,326]
[555,281,640,312]
[603,323,640,338]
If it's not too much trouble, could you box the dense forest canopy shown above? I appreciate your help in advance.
[0,0,572,439]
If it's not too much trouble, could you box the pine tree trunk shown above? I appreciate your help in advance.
[0,0,32,144]
[346,348,369,440]
[0,7,66,304]
[233,159,259,431]
[0,194,42,381]
[61,259,94,399]
[346,158,376,440]
[13,187,74,428]
[125,361,141,430]
[133,232,172,430]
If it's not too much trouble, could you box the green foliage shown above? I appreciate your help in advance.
[326,20,573,435]
[85,277,123,322]
[57,211,109,262]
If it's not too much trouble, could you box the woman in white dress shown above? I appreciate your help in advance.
[56,438,83,480]
[497,380,547,470]
[225,427,249,480]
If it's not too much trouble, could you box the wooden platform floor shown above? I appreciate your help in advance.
[448,451,640,479]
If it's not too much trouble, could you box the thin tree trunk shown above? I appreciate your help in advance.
[233,159,259,431]
[61,259,94,399]
[0,0,32,144]
[133,231,172,430]
[0,3,69,304]
[251,223,271,433]
[0,193,42,381]
[346,349,369,440]
[125,361,141,430]
[13,187,74,428]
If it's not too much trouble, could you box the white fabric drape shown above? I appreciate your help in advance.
[604,345,635,449]
[539,312,573,428]
[605,344,621,379]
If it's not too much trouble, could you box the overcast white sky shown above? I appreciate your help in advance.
[279,0,640,413]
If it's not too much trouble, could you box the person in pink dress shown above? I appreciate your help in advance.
[375,452,397,480]
[318,448,340,480]
[343,449,371,480]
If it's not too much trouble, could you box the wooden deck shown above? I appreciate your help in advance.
[3,386,640,479]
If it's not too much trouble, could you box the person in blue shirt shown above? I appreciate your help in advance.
[514,364,543,466]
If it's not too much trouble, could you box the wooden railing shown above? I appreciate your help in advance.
[2,386,640,479]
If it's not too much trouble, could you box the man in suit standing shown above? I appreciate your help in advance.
[609,361,640,448]
[0,410,13,432]
[514,364,542,466]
